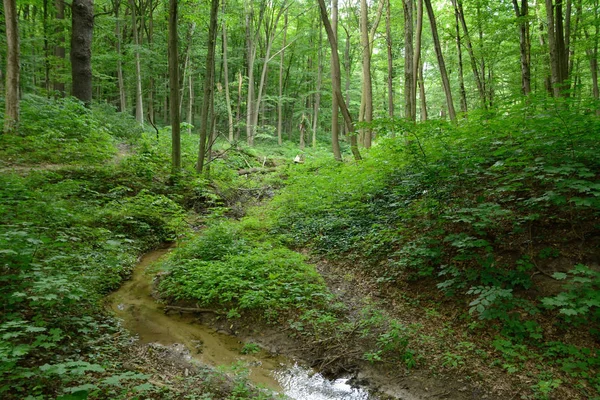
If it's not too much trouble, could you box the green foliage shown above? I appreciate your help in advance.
[158,221,332,318]
[0,104,201,397]
[240,343,261,355]
[0,96,129,165]
[542,265,600,331]
[269,102,600,395]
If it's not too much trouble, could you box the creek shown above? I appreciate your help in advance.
[106,247,373,400]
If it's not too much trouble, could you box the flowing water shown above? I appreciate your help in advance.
[106,247,373,399]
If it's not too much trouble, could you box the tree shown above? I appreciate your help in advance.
[583,0,599,113]
[197,0,220,174]
[453,1,467,112]
[318,0,361,161]
[249,0,287,144]
[385,0,394,118]
[168,0,180,173]
[413,0,424,120]
[71,0,94,105]
[359,0,373,148]
[424,0,456,121]
[277,10,289,145]
[546,0,570,96]
[112,0,126,111]
[330,0,342,161]
[454,0,486,108]
[222,2,234,142]
[403,0,415,120]
[3,0,19,134]
[130,0,144,124]
[513,0,532,95]
[312,25,323,148]
[54,0,66,96]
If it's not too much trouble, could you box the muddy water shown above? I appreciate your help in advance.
[107,247,373,399]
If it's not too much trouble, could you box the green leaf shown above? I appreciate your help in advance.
[56,390,89,400]
[552,272,568,280]
[559,308,579,316]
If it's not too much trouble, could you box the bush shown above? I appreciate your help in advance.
[158,221,332,319]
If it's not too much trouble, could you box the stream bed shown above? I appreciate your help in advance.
[106,247,373,399]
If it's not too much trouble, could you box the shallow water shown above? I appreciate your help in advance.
[106,247,373,399]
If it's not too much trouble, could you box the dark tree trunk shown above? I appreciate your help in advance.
[3,0,20,133]
[168,0,181,173]
[455,0,486,108]
[54,0,66,95]
[71,0,94,106]
[453,1,467,112]
[512,0,531,95]
[197,0,219,174]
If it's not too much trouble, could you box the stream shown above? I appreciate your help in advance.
[106,247,373,400]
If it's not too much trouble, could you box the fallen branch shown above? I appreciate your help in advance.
[237,167,277,176]
[163,306,226,315]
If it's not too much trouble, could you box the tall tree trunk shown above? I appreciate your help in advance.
[43,0,51,93]
[251,2,286,136]
[318,0,361,161]
[245,5,256,146]
[130,0,144,123]
[179,23,196,118]
[568,0,580,91]
[413,0,423,118]
[168,0,181,173]
[147,0,155,124]
[453,1,467,112]
[113,0,127,112]
[424,0,456,121]
[385,0,394,118]
[403,0,415,120]
[197,0,219,173]
[222,2,234,142]
[330,0,342,161]
[546,0,569,96]
[584,0,599,114]
[71,0,94,106]
[236,71,243,141]
[343,26,351,138]
[187,74,193,134]
[53,0,66,95]
[418,60,428,121]
[312,25,323,148]
[476,4,488,107]
[556,0,569,86]
[277,11,288,145]
[455,0,486,108]
[513,0,531,95]
[360,0,373,148]
[3,0,19,133]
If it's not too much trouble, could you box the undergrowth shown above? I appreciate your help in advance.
[0,96,279,399]
[269,98,600,398]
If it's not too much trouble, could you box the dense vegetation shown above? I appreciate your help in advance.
[150,96,600,399]
[2,0,600,399]
[0,97,285,399]
[267,98,600,398]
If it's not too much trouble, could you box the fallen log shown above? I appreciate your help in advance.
[163,306,226,315]
[237,167,277,176]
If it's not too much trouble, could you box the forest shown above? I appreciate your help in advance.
[1,0,600,399]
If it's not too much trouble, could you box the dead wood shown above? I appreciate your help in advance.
[163,306,226,315]
[237,167,277,176]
